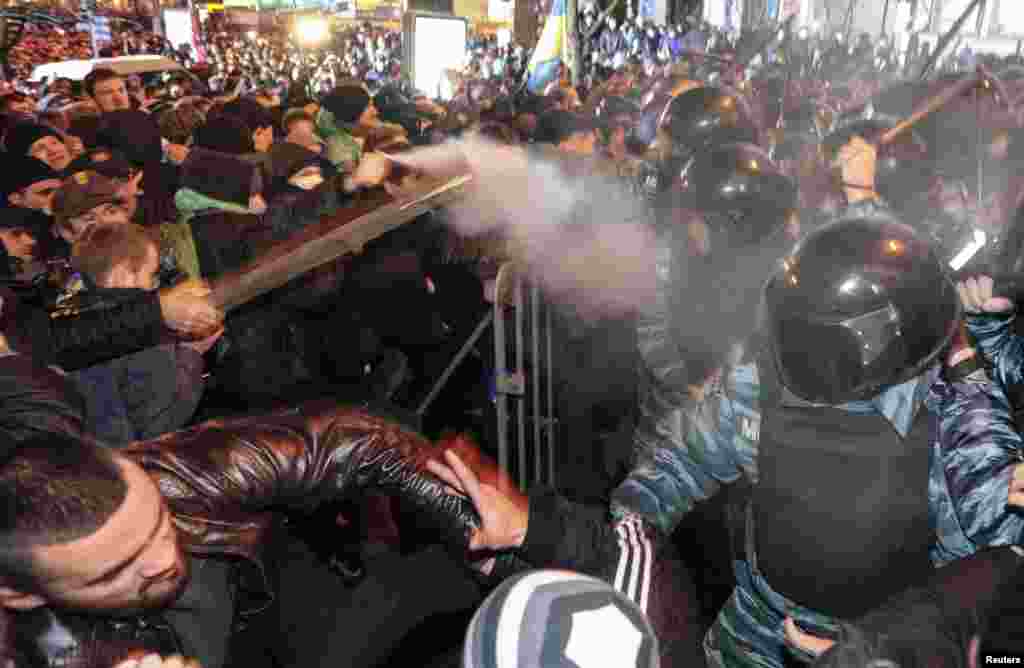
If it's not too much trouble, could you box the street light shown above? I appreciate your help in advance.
[293,14,328,85]
[294,15,328,47]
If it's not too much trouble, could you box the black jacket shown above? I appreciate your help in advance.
[0,354,85,445]
[5,285,165,372]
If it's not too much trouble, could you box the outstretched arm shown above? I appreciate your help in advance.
[127,402,479,551]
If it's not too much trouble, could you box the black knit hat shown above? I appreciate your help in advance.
[193,113,255,155]
[179,146,259,208]
[4,122,63,158]
[96,110,163,167]
[321,85,371,124]
[0,154,60,202]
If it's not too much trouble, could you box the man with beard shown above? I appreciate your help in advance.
[0,407,480,668]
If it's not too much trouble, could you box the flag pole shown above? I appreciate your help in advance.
[567,0,580,86]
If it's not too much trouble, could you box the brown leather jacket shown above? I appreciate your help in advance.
[3,400,478,668]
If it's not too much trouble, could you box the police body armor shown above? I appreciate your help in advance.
[751,213,960,619]
[752,343,935,619]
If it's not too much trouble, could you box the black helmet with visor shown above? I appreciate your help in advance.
[764,210,961,405]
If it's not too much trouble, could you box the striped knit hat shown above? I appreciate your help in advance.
[463,570,659,668]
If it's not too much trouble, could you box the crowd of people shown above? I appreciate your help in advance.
[0,5,1023,668]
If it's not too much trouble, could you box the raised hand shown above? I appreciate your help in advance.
[426,448,528,552]
[956,275,1014,315]
[1009,463,1024,508]
[158,279,224,337]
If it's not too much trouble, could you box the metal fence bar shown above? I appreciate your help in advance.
[514,274,527,491]
[415,310,495,418]
[488,264,558,491]
[494,268,510,482]
[545,296,555,486]
[531,284,542,486]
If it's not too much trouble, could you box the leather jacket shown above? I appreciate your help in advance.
[3,400,479,668]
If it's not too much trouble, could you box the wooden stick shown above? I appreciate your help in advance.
[210,174,472,313]
[878,65,986,146]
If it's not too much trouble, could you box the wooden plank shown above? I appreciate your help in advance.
[211,174,472,312]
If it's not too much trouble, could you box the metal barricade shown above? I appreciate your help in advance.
[415,262,556,491]
[492,264,557,491]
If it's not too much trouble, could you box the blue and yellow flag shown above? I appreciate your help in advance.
[526,0,570,93]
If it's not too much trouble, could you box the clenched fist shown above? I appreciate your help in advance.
[837,135,877,203]
[158,279,224,337]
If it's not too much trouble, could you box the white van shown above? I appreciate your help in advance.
[29,55,188,83]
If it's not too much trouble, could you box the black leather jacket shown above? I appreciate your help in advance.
[2,400,479,668]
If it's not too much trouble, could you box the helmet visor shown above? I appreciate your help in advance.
[772,305,907,404]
